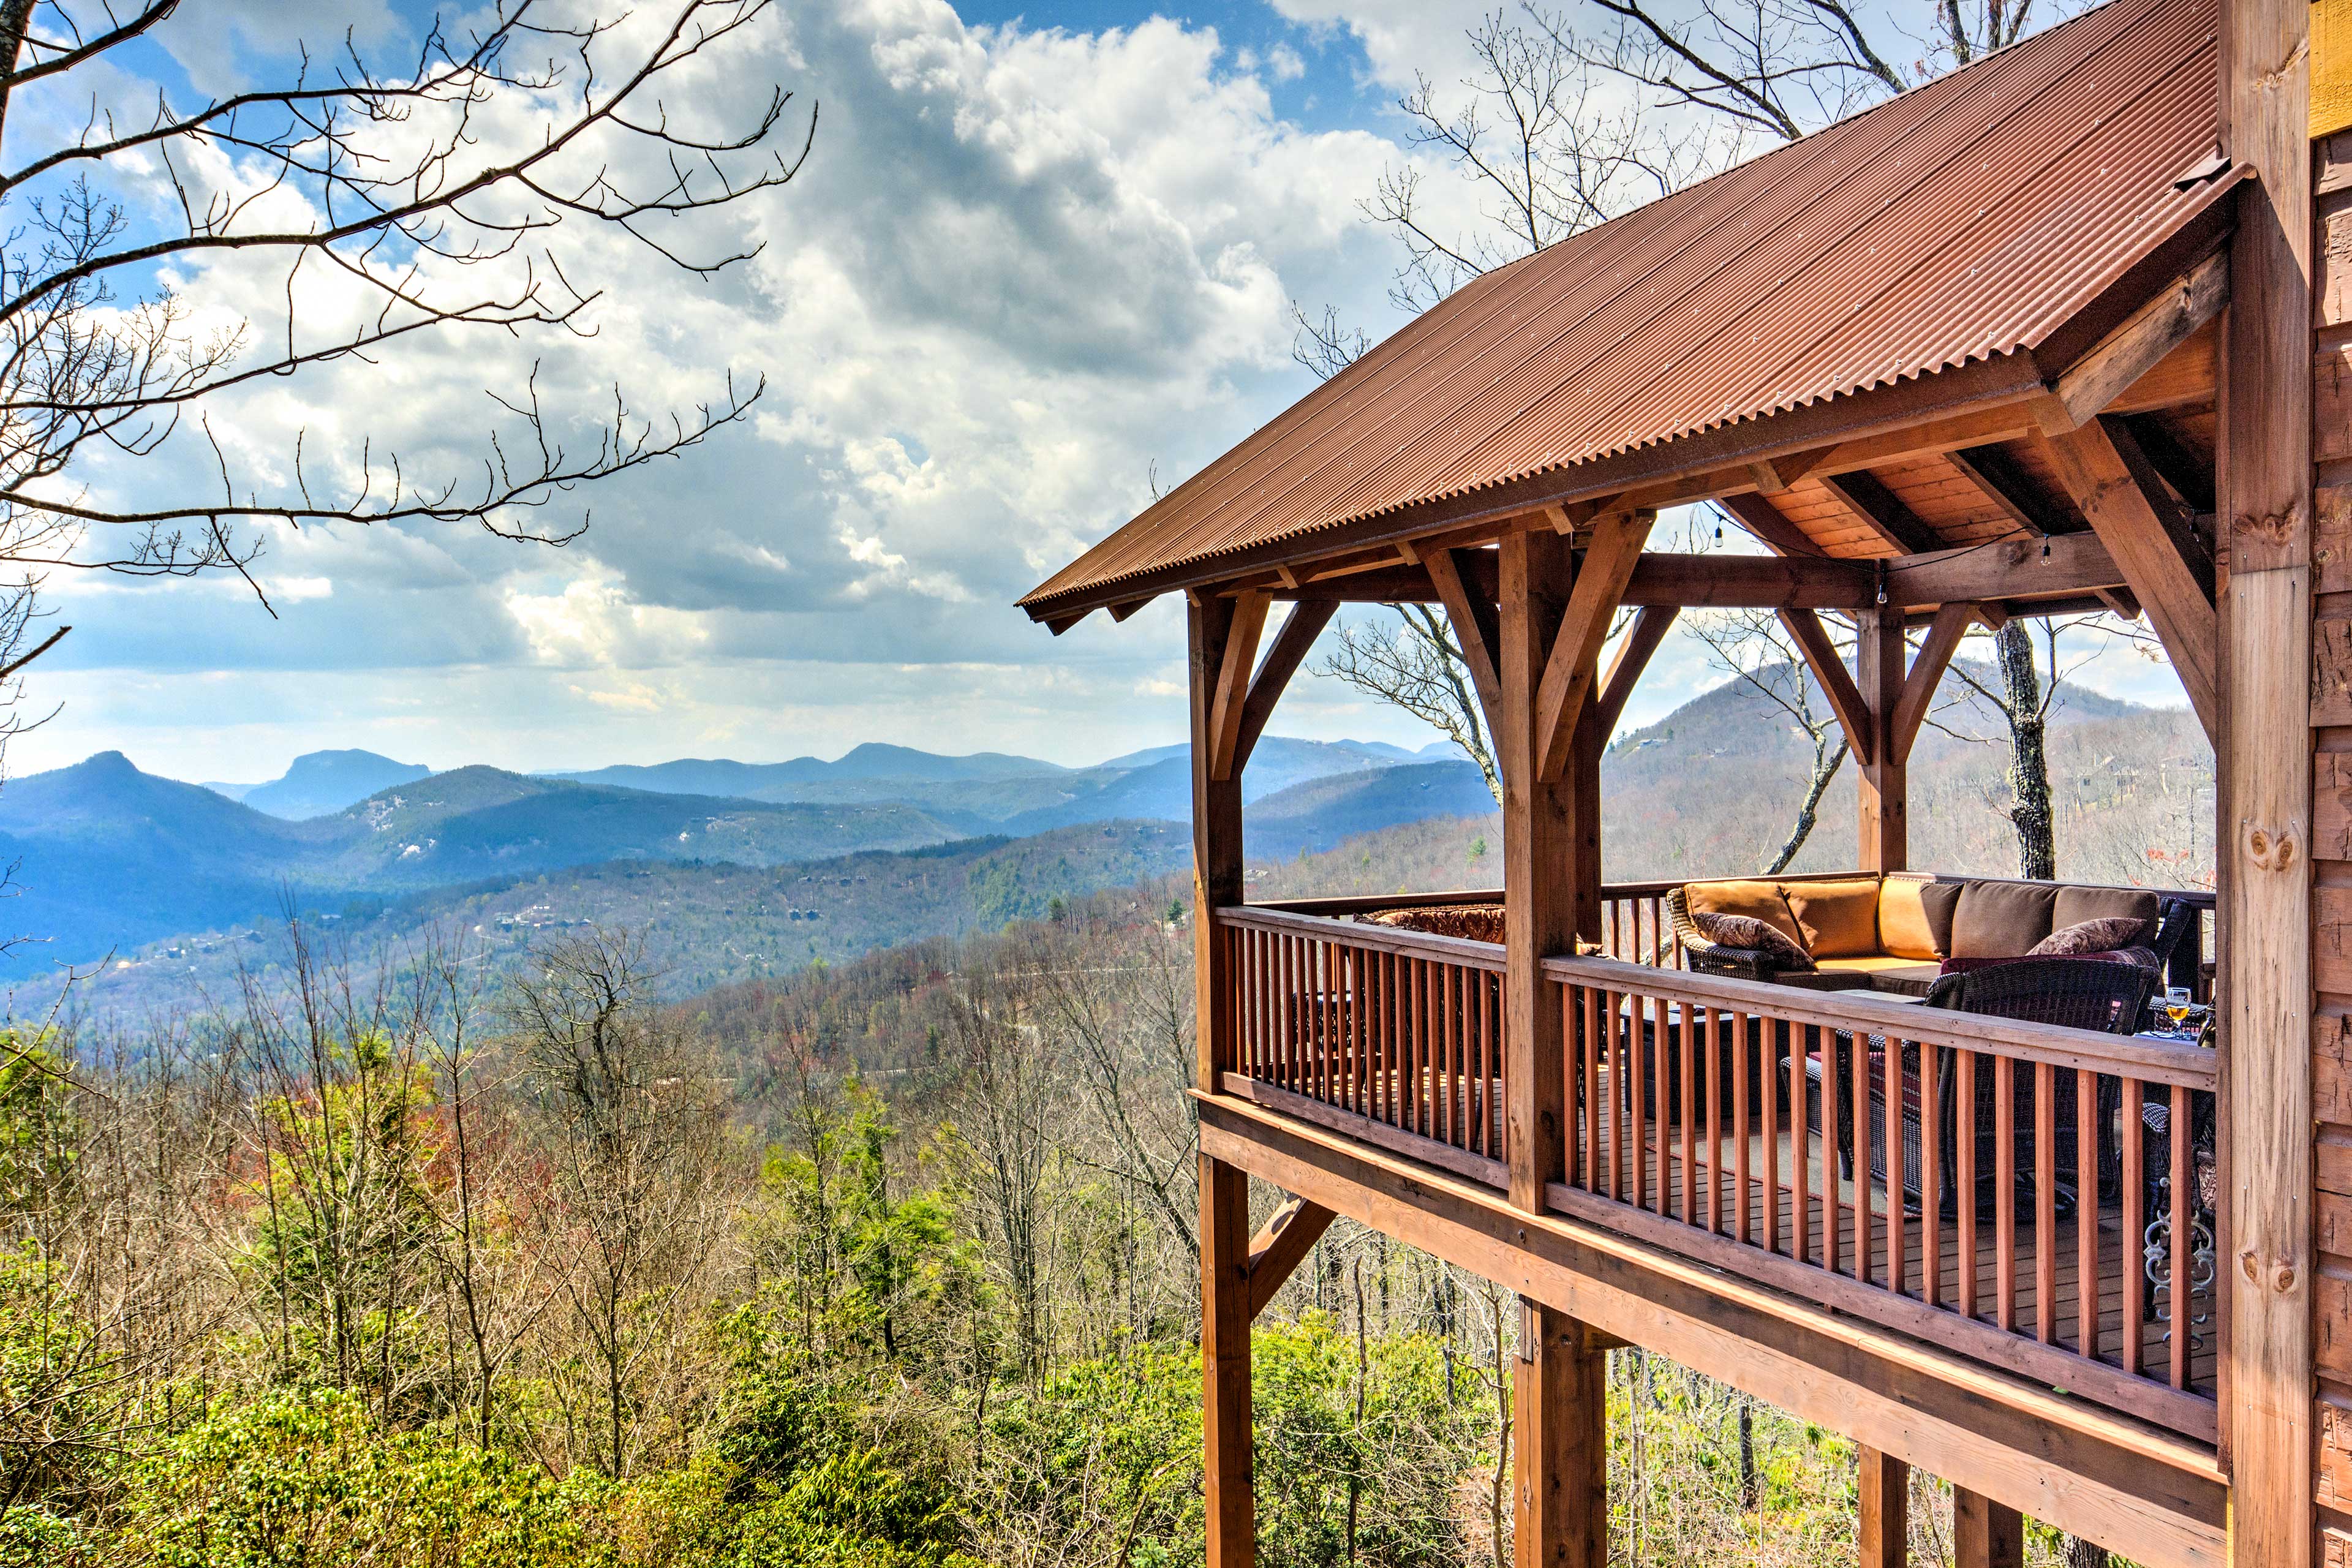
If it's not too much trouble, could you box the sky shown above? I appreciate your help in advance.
[9,0,2188,785]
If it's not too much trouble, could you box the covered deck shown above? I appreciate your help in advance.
[1019,0,2337,1562]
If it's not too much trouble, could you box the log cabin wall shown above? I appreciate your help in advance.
[2312,7,2352,1560]
[2318,99,2352,1568]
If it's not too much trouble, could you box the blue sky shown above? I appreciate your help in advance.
[12,0,2186,785]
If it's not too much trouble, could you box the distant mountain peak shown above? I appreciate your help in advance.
[242,748,432,821]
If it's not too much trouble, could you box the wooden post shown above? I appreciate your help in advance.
[1855,605,1907,873]
[1200,1154,1253,1568]
[1513,1302,1606,1568]
[1499,530,1578,1210]
[2219,0,2316,1559]
[1190,592,1255,1568]
[1498,532,1606,1567]
[1953,1488,2022,1568]
[1858,1447,1907,1567]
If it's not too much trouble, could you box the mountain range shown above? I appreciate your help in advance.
[0,736,1485,981]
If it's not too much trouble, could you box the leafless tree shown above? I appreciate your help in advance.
[1684,605,1852,874]
[0,0,812,660]
[507,928,729,1477]
[1317,607,1502,804]
[1556,0,2046,141]
[938,962,1058,1381]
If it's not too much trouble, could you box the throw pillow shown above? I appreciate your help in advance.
[1691,910,1814,971]
[1782,878,1881,958]
[1363,905,1506,943]
[1683,879,1806,948]
[2029,916,2155,957]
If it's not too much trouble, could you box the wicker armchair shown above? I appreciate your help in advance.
[1921,958,2157,1213]
[1809,959,2154,1212]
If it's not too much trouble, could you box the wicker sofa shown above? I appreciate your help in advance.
[1665,872,2196,996]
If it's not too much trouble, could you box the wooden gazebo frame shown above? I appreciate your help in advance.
[1022,2,2344,1562]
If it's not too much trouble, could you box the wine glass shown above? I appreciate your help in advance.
[2163,986,2194,1033]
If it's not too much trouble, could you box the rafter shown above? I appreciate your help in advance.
[1717,491,1829,557]
[2114,415,2215,515]
[1821,471,1943,555]
[2045,247,2230,432]
[1945,445,2079,538]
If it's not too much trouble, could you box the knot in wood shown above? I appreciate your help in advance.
[2243,820,2302,873]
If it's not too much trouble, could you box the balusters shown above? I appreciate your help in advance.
[1994,1057,2016,1334]
[2076,1068,2097,1357]
[2035,1060,2056,1344]
[1885,1036,1904,1297]
[2122,1079,2144,1376]
[2169,1084,2189,1390]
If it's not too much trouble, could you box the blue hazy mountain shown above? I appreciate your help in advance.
[239,748,433,820]
[0,755,963,976]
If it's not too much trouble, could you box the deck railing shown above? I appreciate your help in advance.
[1219,905,1508,1184]
[1213,888,2222,1442]
[1541,954,2217,1440]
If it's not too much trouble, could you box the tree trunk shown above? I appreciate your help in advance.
[1762,737,1850,874]
[1994,622,2056,879]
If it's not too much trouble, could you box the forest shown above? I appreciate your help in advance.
[0,864,2133,1567]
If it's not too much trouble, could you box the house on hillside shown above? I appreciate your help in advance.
[1020,0,2346,1562]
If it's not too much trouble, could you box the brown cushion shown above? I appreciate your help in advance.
[1689,911,1814,970]
[1919,880,1965,958]
[1876,875,1941,960]
[2029,916,2154,956]
[1948,880,2060,958]
[2052,886,2162,930]
[1782,877,1883,959]
[1363,904,1504,943]
[1683,880,1804,948]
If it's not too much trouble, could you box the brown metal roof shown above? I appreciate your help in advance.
[1021,0,2228,619]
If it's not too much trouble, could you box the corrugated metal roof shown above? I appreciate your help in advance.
[1022,0,2225,617]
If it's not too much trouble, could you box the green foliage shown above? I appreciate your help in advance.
[107,1388,597,1568]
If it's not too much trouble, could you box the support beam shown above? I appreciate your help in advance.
[1534,510,1654,782]
[2046,247,2230,432]
[1200,1155,1254,1568]
[1890,603,1975,767]
[1207,590,1270,782]
[1190,592,1246,1089]
[1514,1300,1607,1568]
[1858,1447,1909,1568]
[2218,1,2315,1562]
[1427,546,1504,737]
[1776,608,1874,768]
[2041,422,2219,740]
[1499,530,1579,1210]
[1822,470,1942,555]
[1855,606,1907,872]
[1243,1196,1336,1319]
[1882,529,2121,608]
[1953,1488,2022,1568]
[1232,601,1336,777]
[1596,606,1679,737]
[1717,490,1829,557]
[1945,445,2079,538]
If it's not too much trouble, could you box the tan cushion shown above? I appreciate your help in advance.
[2052,886,2162,930]
[1919,880,1965,958]
[1816,955,1941,995]
[1683,880,1804,948]
[1877,874,1942,960]
[1948,880,2060,959]
[1815,954,1936,974]
[1782,878,1883,959]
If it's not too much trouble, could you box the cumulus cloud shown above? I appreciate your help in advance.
[18,0,1444,778]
